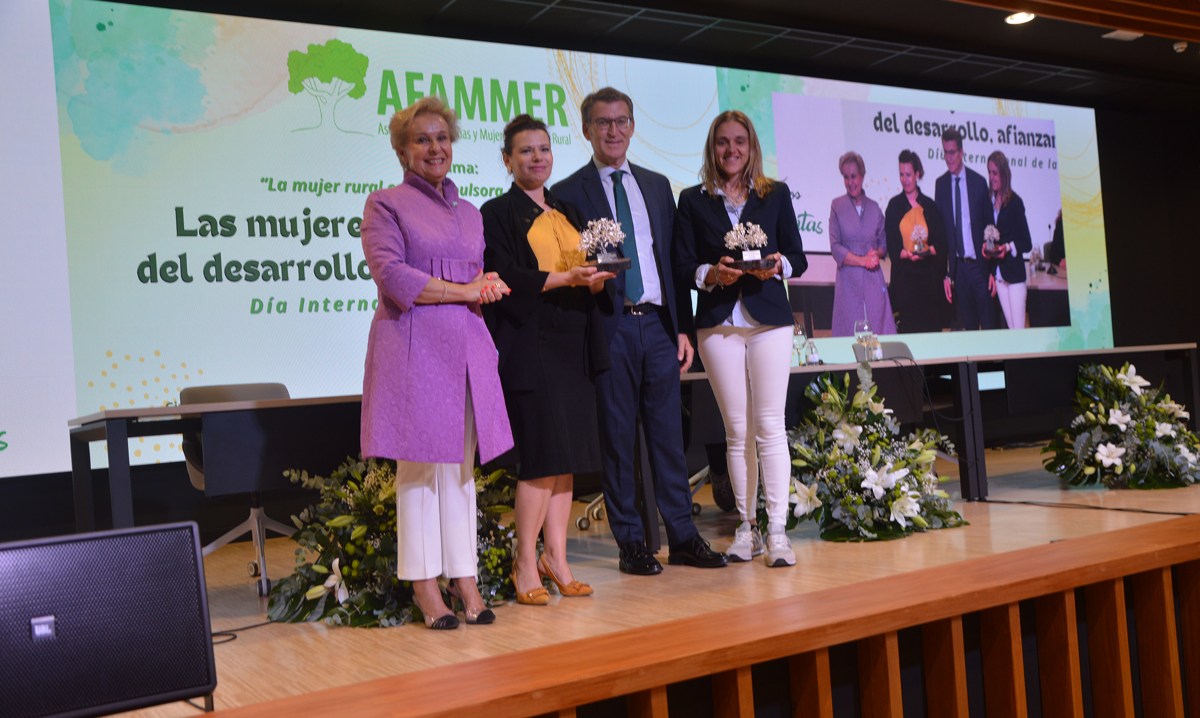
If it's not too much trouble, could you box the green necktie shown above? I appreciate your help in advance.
[611,169,644,303]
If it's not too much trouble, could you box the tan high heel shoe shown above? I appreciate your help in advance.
[538,554,593,597]
[510,566,549,606]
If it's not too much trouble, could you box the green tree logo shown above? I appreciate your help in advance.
[287,39,370,134]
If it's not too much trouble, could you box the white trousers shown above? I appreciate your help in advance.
[996,277,1027,330]
[395,394,479,581]
[697,324,793,527]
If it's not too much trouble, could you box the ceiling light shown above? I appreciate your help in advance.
[1005,12,1036,25]
[1102,29,1144,41]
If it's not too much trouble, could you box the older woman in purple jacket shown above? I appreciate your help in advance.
[829,151,895,337]
[361,97,513,630]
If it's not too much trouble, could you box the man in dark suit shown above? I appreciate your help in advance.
[936,127,996,330]
[553,87,725,575]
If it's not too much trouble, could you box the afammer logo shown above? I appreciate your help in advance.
[287,39,371,135]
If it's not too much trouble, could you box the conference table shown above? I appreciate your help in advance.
[788,254,1071,333]
[676,341,1197,547]
[1025,265,1069,327]
[68,395,361,532]
[68,344,1198,533]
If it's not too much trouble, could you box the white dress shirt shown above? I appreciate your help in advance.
[952,168,976,259]
[594,159,663,307]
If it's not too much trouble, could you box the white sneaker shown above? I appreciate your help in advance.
[726,522,764,562]
[765,531,796,567]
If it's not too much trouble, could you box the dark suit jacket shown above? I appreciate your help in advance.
[480,184,609,392]
[988,191,1033,284]
[934,166,989,281]
[552,161,693,342]
[673,182,806,329]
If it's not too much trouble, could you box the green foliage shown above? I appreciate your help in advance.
[286,39,368,99]
[775,365,966,541]
[268,457,517,627]
[1043,363,1199,489]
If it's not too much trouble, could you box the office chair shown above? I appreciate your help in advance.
[180,382,294,596]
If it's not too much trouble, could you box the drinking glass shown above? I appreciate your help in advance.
[854,319,872,347]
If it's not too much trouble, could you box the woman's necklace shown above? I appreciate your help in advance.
[722,182,746,206]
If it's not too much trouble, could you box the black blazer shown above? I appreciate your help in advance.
[481,185,609,392]
[673,182,807,329]
[552,161,693,342]
[934,166,990,280]
[987,191,1033,284]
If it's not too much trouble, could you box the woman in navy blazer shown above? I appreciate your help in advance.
[674,110,806,567]
[985,151,1033,329]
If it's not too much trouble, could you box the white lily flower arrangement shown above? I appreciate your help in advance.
[1044,362,1200,489]
[268,458,519,627]
[769,365,966,541]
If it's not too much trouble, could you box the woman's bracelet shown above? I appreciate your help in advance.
[439,280,449,304]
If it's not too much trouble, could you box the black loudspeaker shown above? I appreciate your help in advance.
[0,522,216,718]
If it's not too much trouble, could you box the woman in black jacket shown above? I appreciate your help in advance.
[482,114,612,605]
[674,110,806,567]
[884,149,950,334]
[985,150,1033,329]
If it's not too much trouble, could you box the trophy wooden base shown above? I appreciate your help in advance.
[728,258,776,271]
[585,257,632,272]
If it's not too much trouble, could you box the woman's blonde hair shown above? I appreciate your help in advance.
[700,110,773,199]
[389,96,459,169]
[988,150,1013,207]
[838,151,865,177]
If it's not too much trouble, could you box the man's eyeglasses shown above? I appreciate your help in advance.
[591,116,632,131]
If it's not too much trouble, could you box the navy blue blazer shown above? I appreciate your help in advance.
[987,191,1033,284]
[552,161,693,341]
[934,166,990,280]
[673,182,806,329]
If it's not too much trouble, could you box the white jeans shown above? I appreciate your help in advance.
[395,394,479,581]
[996,277,1027,330]
[697,324,793,527]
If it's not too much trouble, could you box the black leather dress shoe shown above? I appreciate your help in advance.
[618,542,663,576]
[667,535,727,568]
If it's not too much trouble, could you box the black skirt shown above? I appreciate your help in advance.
[890,261,950,334]
[504,296,601,480]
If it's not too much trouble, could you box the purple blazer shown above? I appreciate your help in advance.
[360,172,513,464]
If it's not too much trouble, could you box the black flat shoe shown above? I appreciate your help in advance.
[423,613,460,630]
[667,535,727,568]
[414,591,460,630]
[448,582,498,624]
[465,607,496,625]
[618,541,663,576]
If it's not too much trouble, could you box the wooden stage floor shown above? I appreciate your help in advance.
[116,446,1200,717]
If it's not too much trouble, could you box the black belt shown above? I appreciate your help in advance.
[623,303,661,316]
[959,255,978,262]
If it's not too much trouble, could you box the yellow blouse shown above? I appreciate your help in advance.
[528,208,585,273]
